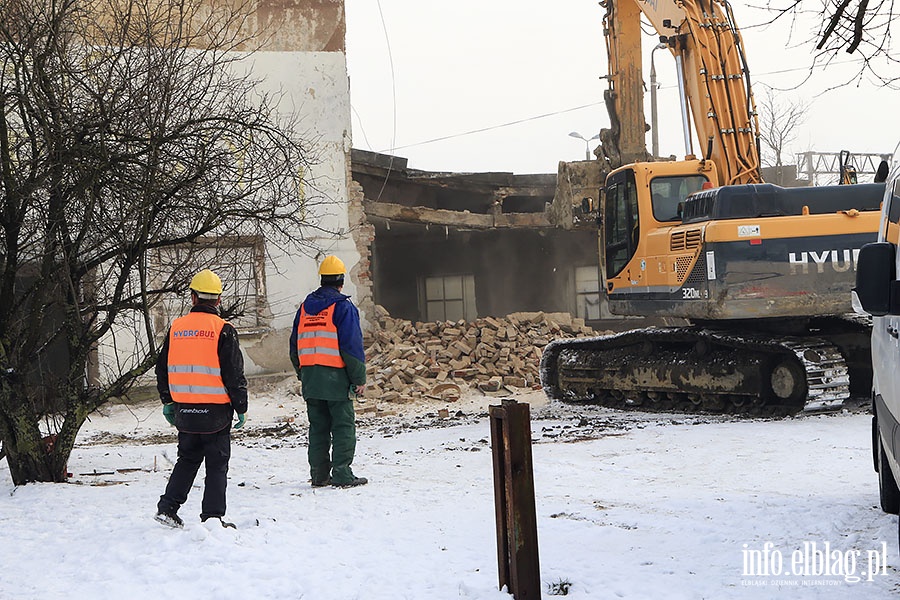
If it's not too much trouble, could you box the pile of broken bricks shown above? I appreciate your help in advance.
[360,305,597,410]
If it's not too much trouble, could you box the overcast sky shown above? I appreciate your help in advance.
[344,0,898,176]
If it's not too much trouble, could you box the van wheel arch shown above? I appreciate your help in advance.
[877,429,900,515]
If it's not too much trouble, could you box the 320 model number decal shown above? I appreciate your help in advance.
[682,287,708,299]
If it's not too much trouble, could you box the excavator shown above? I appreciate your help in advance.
[540,0,886,415]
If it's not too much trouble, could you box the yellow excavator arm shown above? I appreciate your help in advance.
[604,0,762,185]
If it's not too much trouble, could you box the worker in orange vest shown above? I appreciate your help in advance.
[154,269,248,528]
[290,255,368,488]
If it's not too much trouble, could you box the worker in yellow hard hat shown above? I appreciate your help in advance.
[289,255,368,488]
[154,268,249,528]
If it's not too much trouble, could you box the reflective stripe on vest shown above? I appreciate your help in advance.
[297,303,346,368]
[167,311,230,404]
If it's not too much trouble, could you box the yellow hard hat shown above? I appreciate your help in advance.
[318,255,346,276]
[189,269,223,295]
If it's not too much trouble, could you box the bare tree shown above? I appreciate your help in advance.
[757,87,808,185]
[761,0,898,85]
[0,0,336,484]
[814,0,897,71]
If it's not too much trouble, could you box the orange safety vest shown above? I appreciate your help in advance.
[167,312,230,404]
[297,304,346,368]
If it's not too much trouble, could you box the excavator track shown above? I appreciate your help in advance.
[540,327,850,416]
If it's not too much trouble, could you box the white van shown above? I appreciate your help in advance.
[854,175,900,541]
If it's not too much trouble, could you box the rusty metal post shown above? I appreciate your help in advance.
[490,399,540,599]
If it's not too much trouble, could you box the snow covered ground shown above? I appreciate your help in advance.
[1,383,898,599]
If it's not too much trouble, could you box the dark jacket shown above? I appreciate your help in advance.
[289,286,366,401]
[156,304,248,433]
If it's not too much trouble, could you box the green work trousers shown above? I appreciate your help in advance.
[306,398,357,485]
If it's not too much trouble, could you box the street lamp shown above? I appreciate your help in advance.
[569,131,601,161]
[649,41,668,159]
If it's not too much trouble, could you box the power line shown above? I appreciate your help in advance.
[378,101,605,152]
[359,58,864,153]
[374,0,396,201]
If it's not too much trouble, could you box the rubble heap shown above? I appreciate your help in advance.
[363,305,597,404]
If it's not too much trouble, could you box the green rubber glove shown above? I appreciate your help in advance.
[162,403,176,426]
[234,413,246,429]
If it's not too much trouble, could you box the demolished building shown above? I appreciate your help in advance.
[350,149,612,328]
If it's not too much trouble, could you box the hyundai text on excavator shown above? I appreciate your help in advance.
[540,0,886,415]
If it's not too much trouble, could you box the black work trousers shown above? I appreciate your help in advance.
[158,427,231,519]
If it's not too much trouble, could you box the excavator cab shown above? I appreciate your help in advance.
[603,168,640,282]
[602,160,714,296]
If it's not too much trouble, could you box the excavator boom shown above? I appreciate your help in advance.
[604,0,761,183]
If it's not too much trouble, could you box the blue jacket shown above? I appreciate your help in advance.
[289,286,366,401]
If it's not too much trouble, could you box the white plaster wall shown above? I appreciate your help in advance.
[94,50,357,381]
[235,50,359,375]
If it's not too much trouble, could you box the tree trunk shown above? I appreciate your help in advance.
[0,388,73,485]
[3,438,64,485]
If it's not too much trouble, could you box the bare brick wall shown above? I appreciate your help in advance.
[348,178,375,329]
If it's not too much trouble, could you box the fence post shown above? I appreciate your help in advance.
[490,399,540,599]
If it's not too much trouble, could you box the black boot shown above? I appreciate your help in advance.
[332,476,368,488]
[154,510,184,529]
[201,515,236,529]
